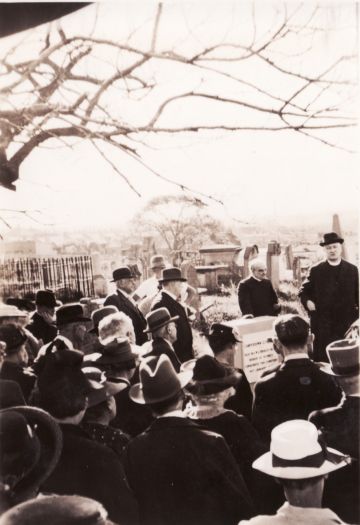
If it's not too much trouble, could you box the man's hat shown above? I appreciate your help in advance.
[144,307,179,333]
[0,380,26,409]
[319,232,344,246]
[0,406,62,508]
[82,367,110,407]
[182,355,240,395]
[0,495,113,525]
[150,255,166,269]
[35,290,57,308]
[158,267,187,283]
[110,266,132,282]
[56,303,90,326]
[6,298,35,313]
[0,304,27,319]
[320,339,359,377]
[89,306,117,335]
[252,420,349,480]
[94,337,136,367]
[0,324,27,354]
[130,354,193,404]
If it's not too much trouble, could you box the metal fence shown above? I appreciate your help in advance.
[0,256,94,303]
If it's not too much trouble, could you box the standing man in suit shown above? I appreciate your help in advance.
[26,289,58,345]
[151,267,194,363]
[252,314,342,443]
[299,232,359,362]
[309,338,360,524]
[238,259,280,318]
[123,354,254,525]
[104,267,147,345]
[142,307,181,372]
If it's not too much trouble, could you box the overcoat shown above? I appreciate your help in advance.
[299,259,359,361]
[26,311,57,345]
[252,358,343,442]
[151,291,194,363]
[238,276,279,317]
[144,336,181,372]
[123,416,254,525]
[104,289,147,345]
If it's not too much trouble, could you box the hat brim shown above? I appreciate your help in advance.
[143,315,179,333]
[158,277,187,283]
[318,361,359,377]
[56,316,91,326]
[252,448,348,479]
[129,370,193,404]
[181,359,240,392]
[319,239,344,246]
[1,406,63,497]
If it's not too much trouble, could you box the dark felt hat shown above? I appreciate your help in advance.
[0,495,113,525]
[319,232,344,246]
[207,322,239,353]
[0,324,27,354]
[89,306,118,335]
[0,380,26,409]
[56,303,90,326]
[182,354,240,395]
[320,339,359,377]
[35,290,57,308]
[6,298,35,313]
[110,266,133,282]
[144,307,179,333]
[82,367,110,407]
[130,354,193,404]
[94,338,136,367]
[158,267,187,283]
[0,406,62,509]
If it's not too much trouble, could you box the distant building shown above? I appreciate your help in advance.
[0,240,55,259]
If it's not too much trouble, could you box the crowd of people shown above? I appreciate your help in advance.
[0,232,359,525]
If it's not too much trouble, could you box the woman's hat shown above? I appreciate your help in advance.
[252,420,350,479]
[0,325,27,354]
[0,495,113,525]
[144,307,179,333]
[182,355,240,395]
[158,267,187,283]
[0,305,26,319]
[0,406,62,509]
[207,323,240,353]
[89,306,118,335]
[319,232,344,246]
[129,354,193,404]
[320,339,359,377]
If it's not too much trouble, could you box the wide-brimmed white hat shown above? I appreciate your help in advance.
[253,420,350,479]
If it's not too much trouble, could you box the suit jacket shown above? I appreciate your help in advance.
[26,311,57,345]
[145,337,181,372]
[42,423,139,525]
[123,416,254,525]
[151,292,194,363]
[238,276,279,317]
[299,259,359,360]
[104,289,147,345]
[309,396,360,524]
[252,358,343,443]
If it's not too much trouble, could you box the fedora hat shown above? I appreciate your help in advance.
[6,298,35,313]
[319,232,344,246]
[95,337,136,367]
[0,304,27,319]
[0,495,113,525]
[110,266,133,282]
[35,290,58,308]
[182,355,240,395]
[158,267,187,283]
[56,303,90,326]
[253,420,349,480]
[0,406,62,509]
[150,255,166,269]
[89,306,118,335]
[144,307,179,333]
[320,339,359,377]
[130,354,193,404]
[0,324,27,354]
[82,367,110,407]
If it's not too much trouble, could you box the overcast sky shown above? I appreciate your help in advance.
[0,1,358,233]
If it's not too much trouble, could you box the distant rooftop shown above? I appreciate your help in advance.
[199,244,242,253]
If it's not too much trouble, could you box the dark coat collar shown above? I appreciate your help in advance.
[280,357,312,369]
[147,416,200,432]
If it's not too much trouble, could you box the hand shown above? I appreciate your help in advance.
[306,300,316,311]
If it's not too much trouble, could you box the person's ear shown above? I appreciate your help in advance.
[307,333,314,345]
[273,337,282,355]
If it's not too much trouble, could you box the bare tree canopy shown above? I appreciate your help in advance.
[0,2,357,192]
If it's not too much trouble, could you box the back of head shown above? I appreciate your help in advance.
[274,314,309,350]
[98,311,134,345]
